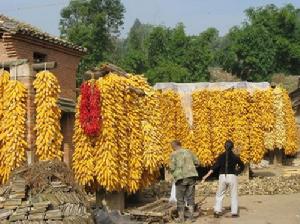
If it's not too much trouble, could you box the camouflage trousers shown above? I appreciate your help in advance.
[175,177,196,209]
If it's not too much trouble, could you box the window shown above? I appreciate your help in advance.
[33,52,47,63]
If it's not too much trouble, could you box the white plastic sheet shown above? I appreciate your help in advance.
[169,182,177,203]
[155,81,271,127]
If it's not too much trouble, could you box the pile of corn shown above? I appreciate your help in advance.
[73,73,163,192]
[0,70,27,183]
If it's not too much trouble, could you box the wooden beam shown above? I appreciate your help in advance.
[100,63,128,77]
[85,63,129,80]
[84,70,106,80]
[0,59,28,68]
[127,86,146,97]
[32,61,57,71]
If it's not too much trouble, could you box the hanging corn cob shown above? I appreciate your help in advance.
[248,90,274,163]
[271,87,286,150]
[72,96,95,186]
[73,73,163,192]
[159,90,177,165]
[94,74,124,191]
[192,90,214,166]
[33,71,63,160]
[229,90,251,163]
[128,74,163,191]
[0,70,10,149]
[0,79,27,183]
[282,89,298,155]
[141,91,163,175]
[125,86,143,193]
[174,92,193,150]
[210,91,230,159]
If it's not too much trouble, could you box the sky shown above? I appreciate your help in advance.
[0,0,300,38]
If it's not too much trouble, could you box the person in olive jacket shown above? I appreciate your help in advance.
[170,140,199,223]
[202,140,244,218]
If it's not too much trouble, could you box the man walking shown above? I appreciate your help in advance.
[202,140,244,218]
[170,140,199,223]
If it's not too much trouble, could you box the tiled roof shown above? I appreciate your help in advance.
[0,14,86,53]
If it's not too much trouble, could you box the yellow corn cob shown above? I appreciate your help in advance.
[209,91,230,159]
[72,96,95,186]
[0,70,10,150]
[159,90,177,165]
[192,90,214,166]
[0,79,27,183]
[282,89,298,155]
[33,71,63,160]
[249,90,274,163]
[229,90,251,163]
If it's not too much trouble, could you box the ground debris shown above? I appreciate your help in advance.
[0,160,94,223]
[197,174,300,196]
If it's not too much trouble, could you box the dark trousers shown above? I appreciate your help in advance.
[175,177,196,209]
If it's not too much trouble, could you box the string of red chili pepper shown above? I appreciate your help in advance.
[79,82,101,136]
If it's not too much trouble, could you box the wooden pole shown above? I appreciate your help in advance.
[127,86,146,97]
[96,188,125,211]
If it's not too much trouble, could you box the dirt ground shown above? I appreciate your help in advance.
[194,192,300,224]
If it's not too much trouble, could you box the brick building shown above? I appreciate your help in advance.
[0,14,86,165]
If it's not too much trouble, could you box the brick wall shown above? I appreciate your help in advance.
[11,36,81,101]
[0,41,11,61]
[0,33,83,164]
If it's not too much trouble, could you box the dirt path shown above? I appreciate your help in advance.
[195,193,300,224]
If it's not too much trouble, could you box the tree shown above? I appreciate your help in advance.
[219,4,300,81]
[182,28,218,81]
[245,4,300,74]
[147,26,170,67]
[125,19,153,52]
[222,25,276,81]
[145,25,215,83]
[146,60,189,84]
[60,0,125,84]
[120,19,153,74]
[121,50,148,74]
[167,23,189,65]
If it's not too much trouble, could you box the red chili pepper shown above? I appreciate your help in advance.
[79,82,101,136]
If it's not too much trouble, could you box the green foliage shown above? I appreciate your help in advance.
[121,49,148,74]
[145,24,215,82]
[219,4,300,81]
[146,60,190,84]
[147,26,170,67]
[117,22,215,83]
[119,19,153,74]
[60,2,300,84]
[60,0,125,84]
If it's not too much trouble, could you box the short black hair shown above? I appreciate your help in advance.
[171,140,181,147]
[225,140,234,151]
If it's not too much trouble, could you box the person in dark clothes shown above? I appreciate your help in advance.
[201,140,245,218]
